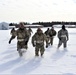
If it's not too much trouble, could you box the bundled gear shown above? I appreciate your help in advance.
[49,26,56,45]
[9,28,16,44]
[28,27,33,36]
[49,27,56,37]
[57,25,69,48]
[32,28,48,57]
[44,28,50,48]
[9,22,29,57]
[27,27,33,43]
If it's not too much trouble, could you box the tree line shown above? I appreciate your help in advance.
[9,21,76,27]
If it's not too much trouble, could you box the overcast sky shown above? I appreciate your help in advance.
[0,0,76,23]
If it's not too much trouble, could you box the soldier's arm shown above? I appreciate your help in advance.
[58,30,61,38]
[31,34,36,47]
[9,30,17,44]
[25,30,30,39]
[44,34,48,43]
[66,30,69,41]
[31,29,33,33]
[11,30,17,38]
[53,30,56,36]
[58,30,61,40]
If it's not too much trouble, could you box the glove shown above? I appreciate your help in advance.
[33,44,36,47]
[46,45,48,48]
[59,38,61,40]
[50,34,52,37]
[25,40,28,45]
[9,40,11,44]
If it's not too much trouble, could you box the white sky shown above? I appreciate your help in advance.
[0,0,76,23]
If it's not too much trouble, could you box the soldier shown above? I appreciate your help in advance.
[9,28,16,44]
[9,22,29,57]
[28,26,33,36]
[49,26,56,46]
[57,25,69,49]
[44,28,50,48]
[32,28,48,57]
[27,27,33,42]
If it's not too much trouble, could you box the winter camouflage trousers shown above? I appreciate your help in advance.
[17,41,28,50]
[58,40,67,48]
[35,43,45,56]
[17,41,28,56]
[49,37,54,45]
[46,37,50,47]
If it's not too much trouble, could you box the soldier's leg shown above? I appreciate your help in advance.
[21,41,27,54]
[18,49,23,57]
[46,38,49,48]
[24,41,28,49]
[25,36,30,46]
[40,45,45,57]
[51,37,53,45]
[17,41,20,51]
[35,46,39,56]
[57,40,62,48]
[49,38,51,44]
[64,41,67,48]
[49,38,51,45]
[17,41,23,57]
[18,41,28,56]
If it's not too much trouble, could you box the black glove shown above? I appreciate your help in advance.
[50,34,52,37]
[33,44,36,47]
[25,40,28,45]
[9,40,11,44]
[59,38,61,40]
[33,45,35,47]
[46,45,48,48]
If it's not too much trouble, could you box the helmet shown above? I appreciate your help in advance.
[19,22,25,28]
[37,28,41,31]
[62,25,65,30]
[37,27,43,35]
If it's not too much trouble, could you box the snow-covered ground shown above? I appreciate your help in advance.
[0,27,76,75]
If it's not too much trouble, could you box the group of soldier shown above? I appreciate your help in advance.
[9,22,69,57]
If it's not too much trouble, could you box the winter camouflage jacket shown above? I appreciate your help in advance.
[49,29,56,37]
[44,29,50,38]
[15,28,29,41]
[32,32,48,46]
